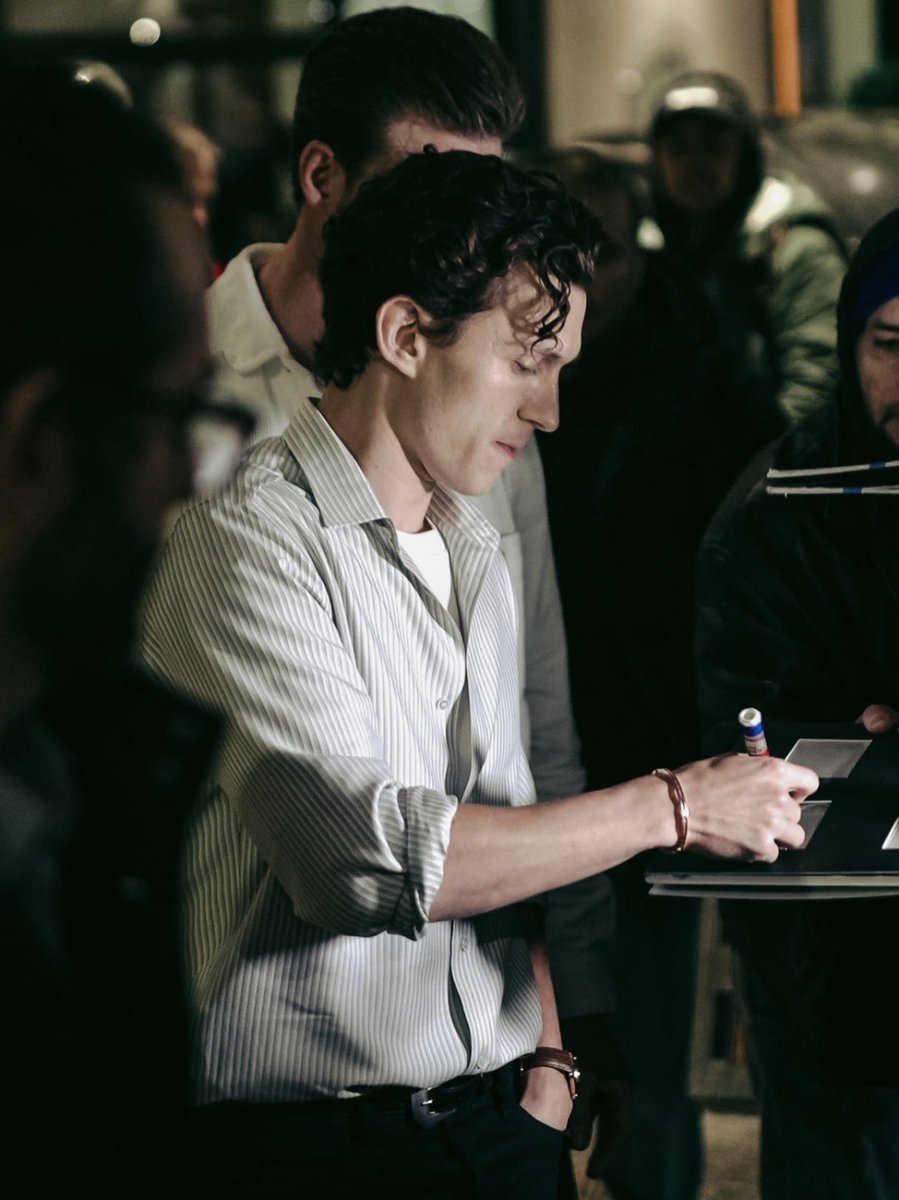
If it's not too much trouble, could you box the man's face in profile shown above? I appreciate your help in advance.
[389,269,586,498]
[857,295,899,446]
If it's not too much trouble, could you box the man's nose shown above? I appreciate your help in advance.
[522,377,560,433]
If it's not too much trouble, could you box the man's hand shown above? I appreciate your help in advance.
[519,1063,575,1132]
[857,704,899,734]
[674,752,817,861]
[560,1015,632,1173]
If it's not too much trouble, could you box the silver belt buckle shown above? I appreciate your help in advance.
[409,1086,451,1129]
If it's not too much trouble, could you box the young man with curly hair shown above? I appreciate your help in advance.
[209,13,621,1175]
[140,150,814,1200]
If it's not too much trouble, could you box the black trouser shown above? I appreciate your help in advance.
[187,1063,565,1200]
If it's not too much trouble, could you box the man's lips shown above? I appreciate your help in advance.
[495,439,527,457]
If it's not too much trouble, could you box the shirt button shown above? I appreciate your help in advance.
[460,936,469,951]
[436,698,449,710]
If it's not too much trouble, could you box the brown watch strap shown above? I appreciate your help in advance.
[518,1046,580,1100]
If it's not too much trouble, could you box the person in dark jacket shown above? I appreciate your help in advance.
[696,207,899,1199]
[648,70,846,430]
[539,148,776,1200]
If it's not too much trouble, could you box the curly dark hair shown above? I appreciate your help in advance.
[315,150,606,390]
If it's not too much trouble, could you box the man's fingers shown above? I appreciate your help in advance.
[858,703,899,733]
[775,759,818,801]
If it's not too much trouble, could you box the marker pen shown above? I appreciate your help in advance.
[739,707,769,756]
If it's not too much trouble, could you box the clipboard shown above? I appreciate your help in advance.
[645,720,899,898]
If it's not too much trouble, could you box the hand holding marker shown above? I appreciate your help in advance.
[739,707,769,757]
[738,707,798,850]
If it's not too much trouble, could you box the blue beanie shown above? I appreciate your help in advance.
[852,241,899,341]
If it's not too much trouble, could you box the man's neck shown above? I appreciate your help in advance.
[256,224,324,371]
[317,375,434,534]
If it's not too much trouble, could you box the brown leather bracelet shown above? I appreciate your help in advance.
[652,767,689,853]
[517,1046,580,1100]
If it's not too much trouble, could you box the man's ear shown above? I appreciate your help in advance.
[297,140,349,213]
[375,297,430,378]
[0,368,72,545]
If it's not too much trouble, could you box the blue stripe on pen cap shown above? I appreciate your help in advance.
[738,707,765,735]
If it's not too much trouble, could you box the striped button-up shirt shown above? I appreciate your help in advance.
[139,396,543,1103]
[208,246,616,1019]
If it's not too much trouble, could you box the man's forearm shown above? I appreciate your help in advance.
[519,932,576,1130]
[430,776,673,921]
[528,933,564,1049]
[429,752,817,922]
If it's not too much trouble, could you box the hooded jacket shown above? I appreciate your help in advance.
[695,207,899,1084]
[649,71,846,427]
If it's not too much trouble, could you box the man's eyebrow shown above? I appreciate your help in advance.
[533,344,566,362]
[871,320,899,334]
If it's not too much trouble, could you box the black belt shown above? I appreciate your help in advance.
[355,1063,512,1129]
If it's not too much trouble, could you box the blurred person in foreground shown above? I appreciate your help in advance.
[0,67,249,1192]
[648,70,845,431]
[696,208,899,1197]
[209,8,618,1186]
[140,148,815,1200]
[538,147,775,1200]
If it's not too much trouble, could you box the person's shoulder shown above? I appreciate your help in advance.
[168,439,319,556]
[208,243,273,307]
[744,173,846,264]
[703,409,837,556]
[772,221,847,279]
[207,243,286,363]
[702,439,778,546]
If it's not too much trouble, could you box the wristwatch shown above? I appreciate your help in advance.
[518,1046,580,1100]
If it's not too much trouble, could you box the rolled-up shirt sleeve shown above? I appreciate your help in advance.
[139,494,459,940]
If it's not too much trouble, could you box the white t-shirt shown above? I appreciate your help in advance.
[396,525,454,611]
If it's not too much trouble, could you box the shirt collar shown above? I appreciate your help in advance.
[283,397,388,529]
[209,243,297,375]
[282,397,498,551]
